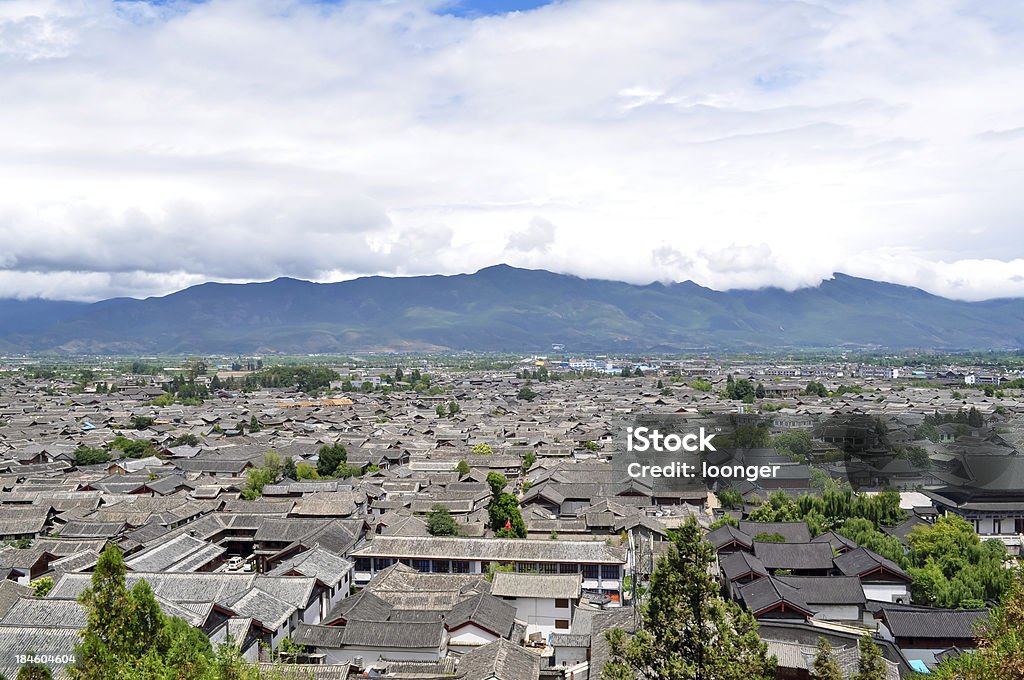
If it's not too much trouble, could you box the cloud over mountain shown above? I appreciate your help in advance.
[1,0,1024,301]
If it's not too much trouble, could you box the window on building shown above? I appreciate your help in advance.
[582,564,599,580]
[451,561,471,573]
[559,563,578,574]
[412,559,431,573]
[555,619,570,629]
[601,565,620,580]
[354,558,370,571]
[373,558,394,570]
[555,598,569,609]
[432,560,451,573]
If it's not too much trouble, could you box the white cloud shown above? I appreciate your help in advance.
[507,216,556,252]
[0,0,1023,301]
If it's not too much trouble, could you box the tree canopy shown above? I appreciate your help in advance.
[486,472,525,538]
[906,515,1010,608]
[602,517,776,680]
[427,505,461,536]
[930,569,1024,679]
[811,637,843,680]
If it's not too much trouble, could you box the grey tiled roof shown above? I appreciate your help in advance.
[298,619,446,649]
[0,580,32,617]
[738,577,813,616]
[707,524,753,550]
[490,573,581,600]
[753,541,835,571]
[351,536,625,564]
[879,605,988,639]
[267,546,352,588]
[1,597,88,628]
[589,608,636,679]
[0,625,79,680]
[221,587,295,630]
[324,589,394,623]
[550,633,590,647]
[459,638,541,680]
[775,575,866,606]
[446,592,516,637]
[718,550,768,582]
[50,571,255,603]
[252,576,316,609]
[834,547,910,581]
[125,533,224,572]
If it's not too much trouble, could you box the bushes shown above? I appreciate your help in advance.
[74,446,111,466]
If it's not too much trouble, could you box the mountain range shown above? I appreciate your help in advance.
[1,265,1023,354]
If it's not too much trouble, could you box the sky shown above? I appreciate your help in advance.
[2,0,1024,302]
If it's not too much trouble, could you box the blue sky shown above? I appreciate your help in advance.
[2,0,1024,302]
[439,0,555,16]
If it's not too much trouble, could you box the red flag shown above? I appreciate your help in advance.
[505,518,512,530]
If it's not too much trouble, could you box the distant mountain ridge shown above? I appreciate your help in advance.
[1,265,1023,353]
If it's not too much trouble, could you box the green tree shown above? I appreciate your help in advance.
[436,403,446,418]
[472,443,493,455]
[16,663,52,680]
[727,421,771,448]
[727,378,756,402]
[240,466,276,500]
[804,381,829,397]
[906,515,1009,607]
[771,430,813,459]
[486,472,525,538]
[486,472,508,497]
[967,406,984,428]
[853,635,886,680]
[169,433,200,447]
[717,490,744,510]
[602,517,776,680]
[427,505,461,536]
[517,384,538,401]
[262,451,281,478]
[522,450,537,473]
[248,416,261,433]
[755,382,766,399]
[811,637,843,680]
[747,491,799,522]
[448,401,460,417]
[73,546,169,676]
[316,443,347,477]
[455,460,470,476]
[74,446,111,466]
[30,576,53,597]
[931,569,1024,679]
[282,457,297,481]
[690,379,713,392]
[70,544,260,680]
[129,415,155,431]
[709,515,739,530]
[296,462,319,480]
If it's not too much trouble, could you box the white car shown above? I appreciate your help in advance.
[226,556,244,571]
